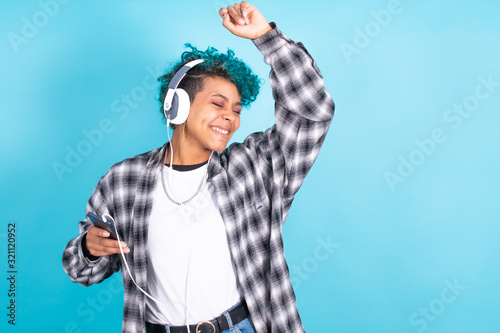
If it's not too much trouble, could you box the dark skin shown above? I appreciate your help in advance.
[83,2,273,257]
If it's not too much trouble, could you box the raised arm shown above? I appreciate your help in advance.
[219,2,335,215]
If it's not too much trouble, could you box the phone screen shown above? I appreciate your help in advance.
[87,213,118,240]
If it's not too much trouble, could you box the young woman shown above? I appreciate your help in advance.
[63,2,335,332]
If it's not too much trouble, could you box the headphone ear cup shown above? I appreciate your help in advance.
[170,89,190,125]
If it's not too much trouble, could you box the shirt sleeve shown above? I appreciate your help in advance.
[251,23,335,211]
[62,172,120,287]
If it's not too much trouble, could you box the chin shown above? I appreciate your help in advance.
[209,141,229,152]
[212,145,228,152]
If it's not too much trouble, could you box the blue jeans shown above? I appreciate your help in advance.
[221,317,255,332]
[222,316,255,333]
[220,301,256,333]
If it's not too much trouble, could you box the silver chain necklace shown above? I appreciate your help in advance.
[160,154,210,206]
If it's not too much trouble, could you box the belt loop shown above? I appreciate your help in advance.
[223,308,235,330]
[166,325,171,333]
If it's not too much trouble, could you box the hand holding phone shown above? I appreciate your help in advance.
[87,212,118,240]
[84,213,129,257]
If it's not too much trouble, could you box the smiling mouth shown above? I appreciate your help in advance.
[211,126,230,135]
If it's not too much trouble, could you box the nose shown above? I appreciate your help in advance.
[222,108,235,122]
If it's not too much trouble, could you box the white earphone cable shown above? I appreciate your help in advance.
[166,116,192,332]
[101,214,172,307]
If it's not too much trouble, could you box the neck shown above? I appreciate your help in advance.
[165,126,212,165]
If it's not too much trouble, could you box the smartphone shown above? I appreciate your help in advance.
[87,212,118,240]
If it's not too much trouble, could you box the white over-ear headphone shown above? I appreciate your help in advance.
[163,59,206,125]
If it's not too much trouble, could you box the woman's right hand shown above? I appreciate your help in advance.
[84,225,130,257]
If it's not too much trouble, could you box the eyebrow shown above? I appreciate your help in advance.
[211,93,242,107]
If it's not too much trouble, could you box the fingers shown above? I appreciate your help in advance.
[219,1,269,39]
[220,10,233,32]
[231,3,249,25]
[218,7,227,18]
[89,224,112,238]
[239,1,254,20]
[86,226,129,257]
[219,2,249,26]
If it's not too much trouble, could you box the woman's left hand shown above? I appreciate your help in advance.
[219,1,273,39]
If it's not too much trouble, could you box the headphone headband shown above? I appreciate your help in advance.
[164,59,205,111]
[168,59,206,89]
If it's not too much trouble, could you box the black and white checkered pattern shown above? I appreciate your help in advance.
[63,23,334,333]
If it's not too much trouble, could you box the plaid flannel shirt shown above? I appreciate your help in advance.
[63,23,335,333]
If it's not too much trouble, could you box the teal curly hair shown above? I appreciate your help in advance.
[158,43,262,122]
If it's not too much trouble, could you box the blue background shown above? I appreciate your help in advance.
[1,0,499,332]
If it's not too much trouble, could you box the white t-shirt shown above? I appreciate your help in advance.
[145,162,241,325]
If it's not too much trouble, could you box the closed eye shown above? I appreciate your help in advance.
[212,102,223,108]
